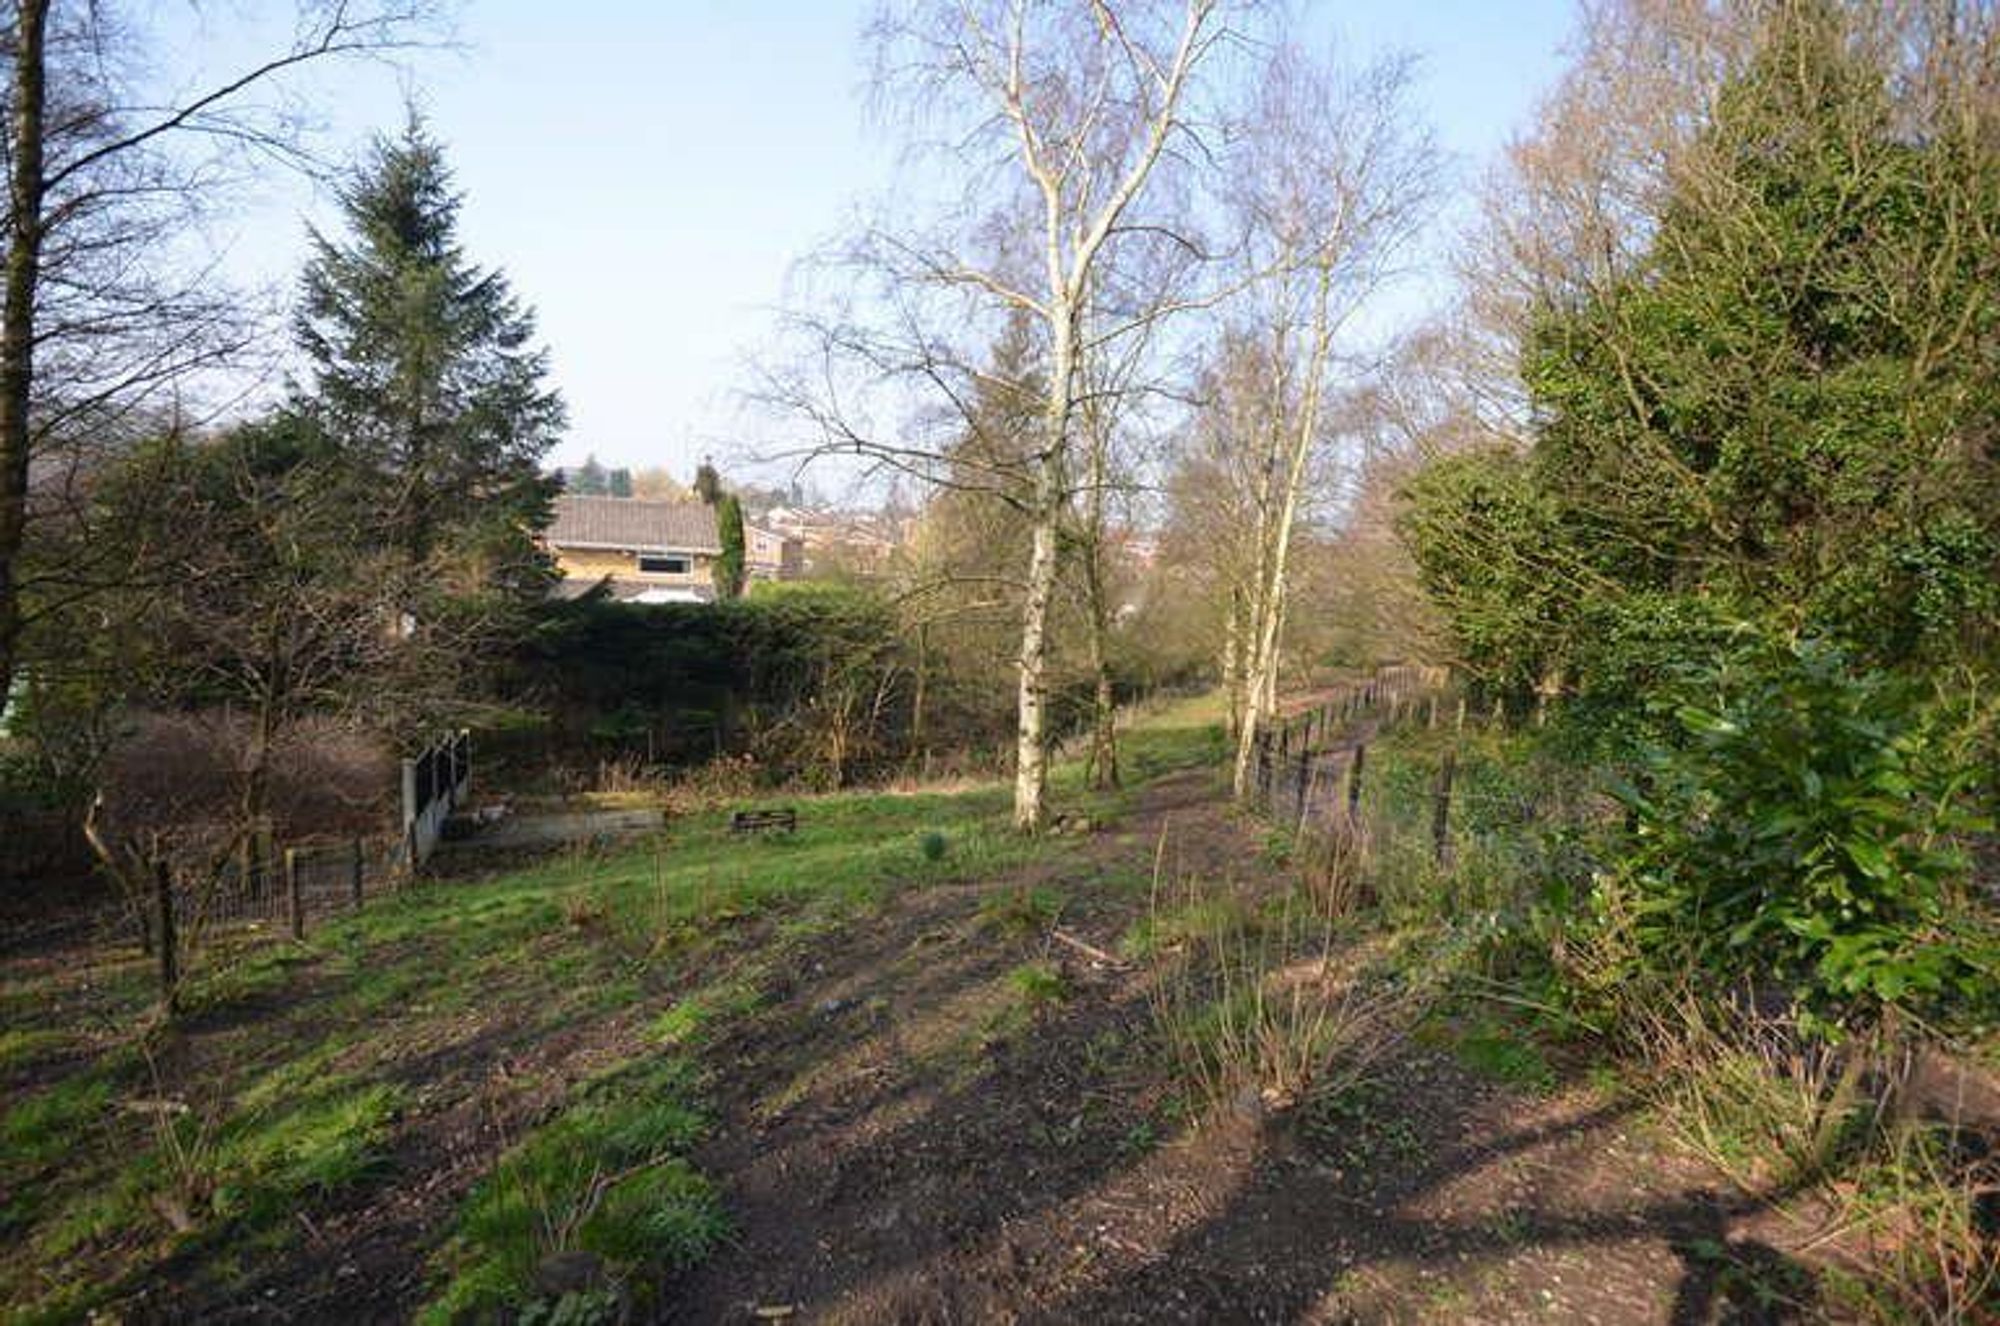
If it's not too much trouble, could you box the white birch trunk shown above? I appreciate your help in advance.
[1232,262,1337,798]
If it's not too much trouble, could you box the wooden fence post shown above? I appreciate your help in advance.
[285,848,303,941]
[350,839,365,910]
[1346,743,1367,826]
[153,856,178,1014]
[1432,748,1457,868]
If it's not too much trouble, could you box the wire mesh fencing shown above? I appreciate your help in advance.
[1244,673,1600,919]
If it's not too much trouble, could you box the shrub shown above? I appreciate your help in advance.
[1602,632,1994,1020]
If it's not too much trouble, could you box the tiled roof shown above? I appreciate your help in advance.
[546,495,721,554]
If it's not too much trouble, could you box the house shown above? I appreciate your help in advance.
[543,495,721,604]
[745,523,806,582]
[758,504,907,575]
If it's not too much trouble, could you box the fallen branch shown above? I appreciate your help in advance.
[1051,928,1129,969]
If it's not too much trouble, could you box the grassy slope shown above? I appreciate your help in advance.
[0,695,1225,1323]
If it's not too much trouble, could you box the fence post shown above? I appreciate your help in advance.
[350,839,365,910]
[238,834,255,905]
[1427,696,1438,730]
[285,848,303,941]
[153,856,178,1014]
[1346,742,1367,826]
[1455,696,1467,732]
[1432,748,1457,868]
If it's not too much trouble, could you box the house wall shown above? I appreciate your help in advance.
[553,545,717,587]
[745,528,805,581]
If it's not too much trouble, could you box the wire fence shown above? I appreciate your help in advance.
[1244,669,1599,915]
[6,731,473,1015]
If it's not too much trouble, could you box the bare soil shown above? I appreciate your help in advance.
[24,763,1856,1324]
[654,771,1836,1325]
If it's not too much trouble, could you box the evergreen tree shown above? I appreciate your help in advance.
[569,454,609,496]
[714,493,746,600]
[294,116,565,580]
[693,460,722,506]
[1405,5,2000,707]
[607,467,633,498]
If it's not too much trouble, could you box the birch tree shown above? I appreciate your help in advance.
[1213,45,1437,796]
[784,0,1238,829]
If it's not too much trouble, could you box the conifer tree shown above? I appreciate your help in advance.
[569,455,609,495]
[295,116,564,582]
[714,493,746,600]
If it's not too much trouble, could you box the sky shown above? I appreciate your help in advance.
[167,1,1581,481]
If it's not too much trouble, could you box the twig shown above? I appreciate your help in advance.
[1052,927,1129,969]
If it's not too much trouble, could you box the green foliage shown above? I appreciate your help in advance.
[692,462,721,506]
[425,1056,722,1320]
[202,1082,406,1224]
[560,457,636,500]
[1396,449,1571,700]
[1402,5,2000,704]
[503,585,1011,783]
[1602,633,1994,1017]
[565,455,610,496]
[713,493,746,601]
[295,115,564,577]
[1007,961,1069,1009]
[1450,1018,1557,1095]
[918,829,949,862]
[979,884,1064,936]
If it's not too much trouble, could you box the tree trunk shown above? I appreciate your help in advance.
[1231,261,1335,800]
[1222,587,1245,740]
[1013,299,1078,832]
[1082,410,1118,790]
[0,0,50,710]
[1013,475,1062,831]
[911,618,928,765]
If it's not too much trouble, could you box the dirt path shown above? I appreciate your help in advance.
[660,771,1827,1325]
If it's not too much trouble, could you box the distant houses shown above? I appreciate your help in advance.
[759,504,910,575]
[542,494,803,602]
[745,521,806,581]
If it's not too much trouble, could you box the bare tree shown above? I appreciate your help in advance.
[0,0,434,709]
[772,0,1240,829]
[1212,43,1437,796]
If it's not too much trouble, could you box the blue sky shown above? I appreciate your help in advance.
[186,1,1579,479]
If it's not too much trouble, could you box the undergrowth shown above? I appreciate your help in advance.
[422,1057,723,1322]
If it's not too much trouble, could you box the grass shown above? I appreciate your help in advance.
[647,973,768,1049]
[3,1072,114,1173]
[1006,959,1070,1010]
[421,1056,723,1322]
[202,1080,407,1223]
[1147,868,1434,1115]
[0,693,1233,1321]
[1448,1015,1559,1095]
[978,883,1065,936]
[0,1028,72,1074]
